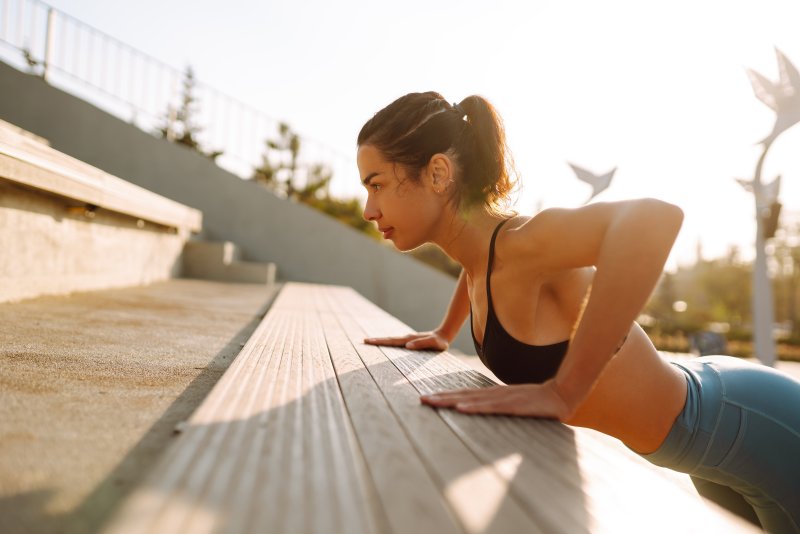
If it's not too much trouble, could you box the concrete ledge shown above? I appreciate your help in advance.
[0,182,189,303]
[181,240,277,285]
[0,119,206,303]
[0,122,201,233]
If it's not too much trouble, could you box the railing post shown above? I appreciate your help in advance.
[43,7,55,82]
[16,0,23,45]
[2,0,10,41]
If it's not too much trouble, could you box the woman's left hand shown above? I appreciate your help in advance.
[420,379,574,421]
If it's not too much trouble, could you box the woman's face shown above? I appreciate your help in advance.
[357,144,446,251]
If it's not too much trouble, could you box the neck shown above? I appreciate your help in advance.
[429,206,509,278]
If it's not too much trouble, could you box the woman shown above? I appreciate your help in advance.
[357,92,800,532]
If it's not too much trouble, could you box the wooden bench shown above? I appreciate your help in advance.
[102,282,757,533]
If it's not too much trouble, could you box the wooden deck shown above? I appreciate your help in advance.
[102,283,756,533]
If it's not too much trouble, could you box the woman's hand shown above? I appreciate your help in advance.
[420,379,575,421]
[363,330,450,351]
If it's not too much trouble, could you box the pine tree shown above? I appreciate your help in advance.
[159,66,222,160]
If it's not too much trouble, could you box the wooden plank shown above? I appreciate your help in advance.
[102,287,380,534]
[325,285,759,533]
[307,283,464,534]
[316,286,545,534]
[323,286,584,533]
[103,283,757,534]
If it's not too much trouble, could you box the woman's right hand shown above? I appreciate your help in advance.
[363,330,450,351]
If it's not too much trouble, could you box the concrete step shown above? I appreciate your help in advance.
[182,240,276,284]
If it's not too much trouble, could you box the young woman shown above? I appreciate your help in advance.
[357,92,800,532]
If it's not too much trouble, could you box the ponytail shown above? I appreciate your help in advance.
[455,95,517,213]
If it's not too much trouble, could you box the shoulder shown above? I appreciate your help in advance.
[502,206,604,269]
[499,214,593,304]
[504,199,682,272]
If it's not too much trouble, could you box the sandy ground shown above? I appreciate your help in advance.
[0,280,278,534]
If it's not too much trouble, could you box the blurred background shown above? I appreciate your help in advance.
[2,0,799,358]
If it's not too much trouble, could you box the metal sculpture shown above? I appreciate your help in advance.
[744,48,800,366]
[568,163,617,204]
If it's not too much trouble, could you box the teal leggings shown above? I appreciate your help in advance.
[640,356,800,533]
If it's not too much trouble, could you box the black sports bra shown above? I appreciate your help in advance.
[470,218,569,384]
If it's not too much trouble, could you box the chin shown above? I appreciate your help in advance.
[394,237,427,252]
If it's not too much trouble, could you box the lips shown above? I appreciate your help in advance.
[378,226,394,239]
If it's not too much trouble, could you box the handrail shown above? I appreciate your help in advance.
[0,0,354,195]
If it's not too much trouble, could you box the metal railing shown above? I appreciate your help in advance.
[0,0,355,195]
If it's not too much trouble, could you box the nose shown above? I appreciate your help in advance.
[362,196,380,222]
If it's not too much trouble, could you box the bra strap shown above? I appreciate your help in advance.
[486,218,511,309]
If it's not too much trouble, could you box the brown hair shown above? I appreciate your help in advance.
[357,91,518,214]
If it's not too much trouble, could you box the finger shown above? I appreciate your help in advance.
[455,400,513,415]
[421,395,463,408]
[404,336,426,349]
[421,386,497,399]
[454,391,526,415]
[420,387,499,406]
[407,335,448,351]
[456,392,562,419]
[363,335,414,346]
[405,335,438,350]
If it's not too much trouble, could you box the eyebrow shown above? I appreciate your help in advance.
[362,172,380,186]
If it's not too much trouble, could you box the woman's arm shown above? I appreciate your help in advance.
[421,199,683,419]
[433,268,471,343]
[365,269,470,350]
[547,199,683,418]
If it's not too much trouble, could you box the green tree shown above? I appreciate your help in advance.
[253,122,302,196]
[302,195,379,238]
[772,219,800,339]
[159,66,222,160]
[296,163,332,203]
[644,252,753,337]
[647,271,679,334]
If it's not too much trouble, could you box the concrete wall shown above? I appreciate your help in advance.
[0,181,187,303]
[0,61,474,352]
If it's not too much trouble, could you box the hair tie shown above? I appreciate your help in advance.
[452,102,465,118]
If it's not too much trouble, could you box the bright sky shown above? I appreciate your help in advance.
[40,0,800,269]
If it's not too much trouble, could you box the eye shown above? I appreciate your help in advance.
[370,183,382,192]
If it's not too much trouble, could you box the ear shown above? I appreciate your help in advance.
[426,153,455,193]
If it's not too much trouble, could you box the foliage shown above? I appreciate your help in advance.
[158,65,222,160]
[252,122,304,197]
[302,195,380,239]
[772,218,800,338]
[644,217,800,347]
[645,253,753,337]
